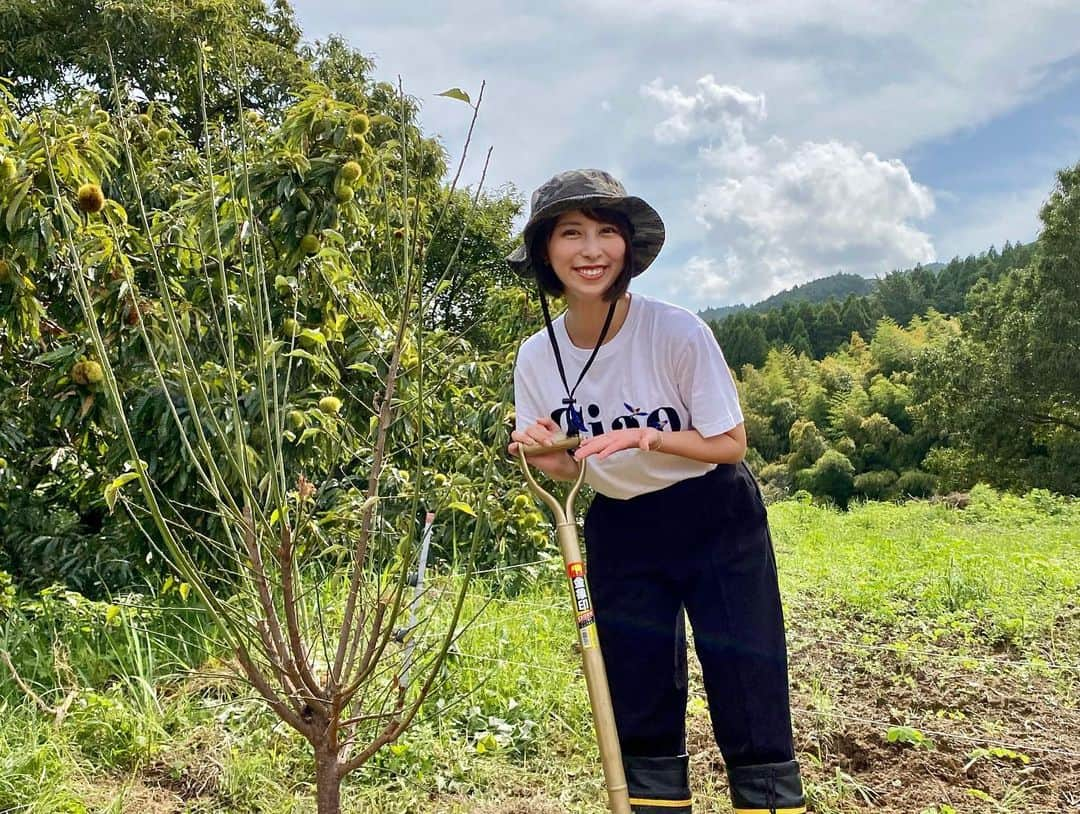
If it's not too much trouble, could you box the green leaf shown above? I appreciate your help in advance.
[446,500,476,517]
[284,347,338,379]
[105,199,129,224]
[885,725,933,749]
[437,88,471,105]
[298,328,326,346]
[285,347,320,362]
[179,582,191,601]
[104,472,141,513]
[5,177,31,233]
[33,345,78,365]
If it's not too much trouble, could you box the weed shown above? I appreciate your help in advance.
[885,725,935,749]
[963,746,1031,772]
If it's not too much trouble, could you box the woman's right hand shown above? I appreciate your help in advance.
[508,417,579,481]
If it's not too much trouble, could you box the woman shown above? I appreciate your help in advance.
[506,169,806,814]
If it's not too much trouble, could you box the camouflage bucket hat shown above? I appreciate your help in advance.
[506,169,665,278]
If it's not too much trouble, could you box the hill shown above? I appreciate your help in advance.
[698,272,873,323]
[698,264,945,323]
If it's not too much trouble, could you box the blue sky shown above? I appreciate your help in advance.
[289,1,1080,311]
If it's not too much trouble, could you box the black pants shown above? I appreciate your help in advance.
[584,463,801,811]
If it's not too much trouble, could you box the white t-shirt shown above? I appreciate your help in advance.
[514,294,744,500]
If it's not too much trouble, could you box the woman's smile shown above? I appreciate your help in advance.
[574,264,608,280]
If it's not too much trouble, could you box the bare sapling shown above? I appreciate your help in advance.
[36,44,494,813]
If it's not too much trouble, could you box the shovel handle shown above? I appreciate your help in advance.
[518,434,581,458]
[514,435,630,813]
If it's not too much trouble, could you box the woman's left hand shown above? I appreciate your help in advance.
[573,427,661,461]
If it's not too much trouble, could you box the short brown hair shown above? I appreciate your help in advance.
[528,207,636,303]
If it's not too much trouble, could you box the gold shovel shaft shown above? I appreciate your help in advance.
[517,436,632,814]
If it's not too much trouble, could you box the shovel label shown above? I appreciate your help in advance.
[577,614,598,650]
[567,561,598,650]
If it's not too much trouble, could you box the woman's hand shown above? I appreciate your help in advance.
[572,427,661,461]
[508,417,579,481]
[575,424,747,465]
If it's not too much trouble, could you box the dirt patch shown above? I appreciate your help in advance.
[826,731,878,772]
[783,611,1079,812]
[674,609,1080,812]
[472,796,569,813]
[74,777,185,814]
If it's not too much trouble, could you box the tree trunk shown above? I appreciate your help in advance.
[315,748,342,814]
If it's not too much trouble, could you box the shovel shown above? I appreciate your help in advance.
[516,434,632,814]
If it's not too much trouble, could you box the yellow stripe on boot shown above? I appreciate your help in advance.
[628,797,693,808]
[733,807,807,814]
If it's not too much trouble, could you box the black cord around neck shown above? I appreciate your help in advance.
[537,286,618,436]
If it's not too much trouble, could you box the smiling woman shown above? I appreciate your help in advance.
[506,169,806,813]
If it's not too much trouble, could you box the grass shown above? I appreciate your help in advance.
[773,485,1080,654]
[1,486,1077,813]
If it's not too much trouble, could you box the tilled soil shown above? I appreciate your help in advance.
[679,608,1080,813]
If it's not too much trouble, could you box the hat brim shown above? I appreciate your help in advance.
[506,194,665,278]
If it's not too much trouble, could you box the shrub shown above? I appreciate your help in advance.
[796,450,856,508]
[744,446,767,474]
[858,413,901,447]
[834,436,856,458]
[854,469,899,501]
[1023,488,1066,515]
[758,461,792,495]
[788,419,827,471]
[744,411,782,461]
[897,469,936,498]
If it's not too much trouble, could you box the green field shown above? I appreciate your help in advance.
[2,486,1078,813]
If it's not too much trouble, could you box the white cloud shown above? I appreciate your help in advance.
[641,75,765,144]
[646,78,935,305]
[668,255,737,303]
[576,0,1080,160]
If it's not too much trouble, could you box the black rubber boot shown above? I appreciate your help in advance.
[727,759,806,813]
[625,753,692,813]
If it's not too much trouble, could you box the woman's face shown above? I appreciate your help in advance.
[545,210,626,303]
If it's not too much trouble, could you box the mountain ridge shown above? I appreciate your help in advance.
[698,263,946,323]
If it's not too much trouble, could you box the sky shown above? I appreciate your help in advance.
[289,0,1080,312]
